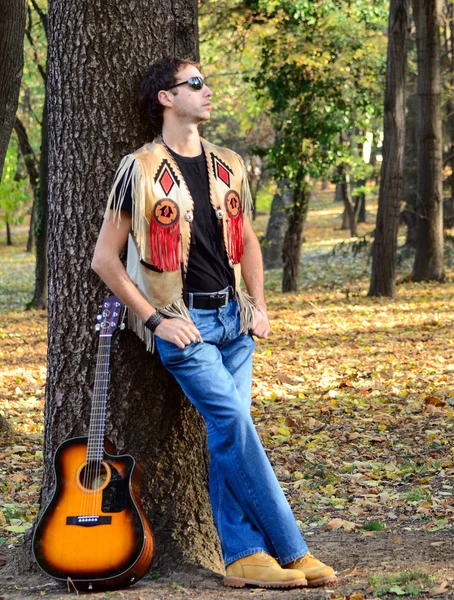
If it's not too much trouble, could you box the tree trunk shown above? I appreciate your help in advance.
[6,220,12,246]
[356,192,366,223]
[262,179,292,270]
[26,200,37,253]
[403,91,418,246]
[14,117,40,254]
[0,0,26,180]
[28,88,48,310]
[0,413,14,435]
[444,0,454,211]
[282,185,310,292]
[411,0,444,282]
[40,0,222,576]
[337,164,358,237]
[369,0,409,297]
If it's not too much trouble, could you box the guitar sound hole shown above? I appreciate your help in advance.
[79,462,110,491]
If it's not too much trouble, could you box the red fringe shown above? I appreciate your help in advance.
[226,206,244,264]
[149,218,181,271]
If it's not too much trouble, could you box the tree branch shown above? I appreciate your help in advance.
[29,0,47,37]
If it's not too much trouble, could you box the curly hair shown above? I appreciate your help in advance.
[138,56,198,138]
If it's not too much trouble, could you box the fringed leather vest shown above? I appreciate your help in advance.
[105,137,257,351]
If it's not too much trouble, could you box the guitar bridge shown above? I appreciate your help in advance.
[66,516,112,527]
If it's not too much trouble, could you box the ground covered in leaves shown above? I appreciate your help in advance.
[1,196,454,599]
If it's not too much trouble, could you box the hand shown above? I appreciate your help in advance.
[250,308,271,339]
[155,318,200,349]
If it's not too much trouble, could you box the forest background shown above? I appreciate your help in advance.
[1,0,454,599]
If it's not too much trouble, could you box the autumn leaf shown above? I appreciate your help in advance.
[326,518,358,532]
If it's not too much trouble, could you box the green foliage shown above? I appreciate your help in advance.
[369,571,433,597]
[0,145,31,229]
[362,520,385,531]
[19,0,47,154]
[251,0,388,184]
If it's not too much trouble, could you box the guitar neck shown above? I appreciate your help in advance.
[86,296,123,462]
[87,335,112,461]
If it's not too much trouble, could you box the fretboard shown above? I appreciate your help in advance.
[86,335,112,461]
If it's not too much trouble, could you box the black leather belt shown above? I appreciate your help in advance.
[188,288,233,309]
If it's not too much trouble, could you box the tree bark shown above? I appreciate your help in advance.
[262,179,292,270]
[282,185,309,292]
[28,91,48,309]
[5,220,12,246]
[369,0,409,297]
[26,200,37,253]
[403,91,418,247]
[411,0,444,282]
[354,192,366,223]
[40,0,222,575]
[0,413,14,435]
[0,0,26,181]
[444,0,454,211]
[14,117,40,253]
[337,164,358,237]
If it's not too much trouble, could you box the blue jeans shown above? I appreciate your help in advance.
[155,298,308,566]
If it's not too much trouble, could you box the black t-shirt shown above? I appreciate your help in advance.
[112,149,233,293]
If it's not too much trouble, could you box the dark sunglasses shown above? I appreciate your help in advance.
[167,76,207,91]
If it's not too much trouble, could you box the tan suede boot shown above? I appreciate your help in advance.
[224,552,308,588]
[284,552,337,587]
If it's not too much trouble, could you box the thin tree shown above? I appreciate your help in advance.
[36,0,223,575]
[24,1,49,309]
[411,0,445,282]
[369,0,410,297]
[0,0,26,180]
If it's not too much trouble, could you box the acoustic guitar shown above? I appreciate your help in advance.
[33,296,155,590]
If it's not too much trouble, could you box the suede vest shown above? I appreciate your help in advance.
[105,137,257,351]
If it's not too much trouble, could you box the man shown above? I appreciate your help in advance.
[92,56,336,589]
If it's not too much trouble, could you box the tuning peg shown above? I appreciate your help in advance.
[96,314,102,321]
[120,323,126,330]
[95,324,101,331]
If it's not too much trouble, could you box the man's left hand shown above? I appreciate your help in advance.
[250,309,271,339]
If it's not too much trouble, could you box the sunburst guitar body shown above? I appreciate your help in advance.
[33,297,155,590]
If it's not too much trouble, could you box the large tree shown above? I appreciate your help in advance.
[0,0,26,180]
[369,0,410,297]
[41,0,223,575]
[251,0,387,291]
[411,0,444,281]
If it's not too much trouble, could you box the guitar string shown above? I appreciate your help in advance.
[92,336,110,517]
[79,312,114,518]
[91,336,110,517]
[83,335,110,517]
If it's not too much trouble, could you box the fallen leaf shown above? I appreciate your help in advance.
[326,518,357,532]
[276,372,295,385]
[428,580,449,596]
[424,396,446,407]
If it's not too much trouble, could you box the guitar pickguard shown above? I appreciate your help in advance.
[101,463,129,513]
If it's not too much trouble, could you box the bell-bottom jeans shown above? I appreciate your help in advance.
[155,298,308,566]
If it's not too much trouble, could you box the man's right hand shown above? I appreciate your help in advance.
[154,318,200,349]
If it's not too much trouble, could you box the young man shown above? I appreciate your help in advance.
[92,56,336,589]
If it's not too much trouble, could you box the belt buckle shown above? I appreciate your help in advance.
[213,291,229,307]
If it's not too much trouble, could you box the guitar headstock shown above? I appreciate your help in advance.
[95,296,124,337]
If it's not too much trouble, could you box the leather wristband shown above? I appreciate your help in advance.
[144,311,165,333]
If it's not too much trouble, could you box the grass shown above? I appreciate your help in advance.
[369,571,433,597]
[0,234,35,311]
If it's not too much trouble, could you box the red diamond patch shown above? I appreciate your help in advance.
[217,164,230,187]
[160,169,174,196]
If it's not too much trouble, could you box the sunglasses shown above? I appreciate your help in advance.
[167,76,207,91]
